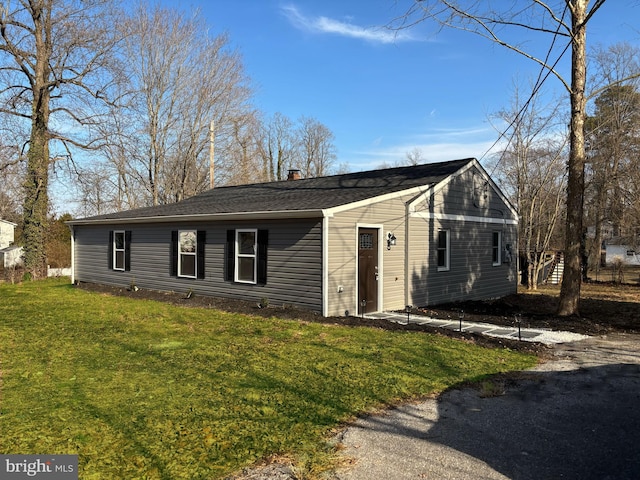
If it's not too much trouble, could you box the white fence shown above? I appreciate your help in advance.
[47,267,72,277]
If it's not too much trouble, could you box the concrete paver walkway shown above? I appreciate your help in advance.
[365,312,589,345]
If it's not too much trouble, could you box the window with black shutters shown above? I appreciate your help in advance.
[109,230,131,271]
[226,229,268,285]
[170,230,206,279]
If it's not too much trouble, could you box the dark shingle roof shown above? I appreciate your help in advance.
[73,158,473,223]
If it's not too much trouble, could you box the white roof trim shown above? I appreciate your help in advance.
[67,209,325,226]
[410,212,518,225]
[0,219,17,227]
[323,183,437,217]
[407,159,518,220]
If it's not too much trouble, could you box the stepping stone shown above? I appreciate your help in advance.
[463,325,495,334]
[511,331,542,339]
[486,329,515,336]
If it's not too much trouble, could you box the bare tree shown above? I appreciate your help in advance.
[584,43,640,270]
[490,84,568,289]
[108,4,254,205]
[0,0,121,278]
[296,116,337,178]
[221,113,267,186]
[259,112,297,181]
[390,0,607,315]
[0,127,25,221]
[406,147,425,166]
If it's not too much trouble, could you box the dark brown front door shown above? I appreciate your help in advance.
[358,228,379,314]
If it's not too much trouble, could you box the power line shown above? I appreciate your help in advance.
[482,5,570,178]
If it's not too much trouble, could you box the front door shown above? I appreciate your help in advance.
[358,228,379,314]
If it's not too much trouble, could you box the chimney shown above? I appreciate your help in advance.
[287,169,301,181]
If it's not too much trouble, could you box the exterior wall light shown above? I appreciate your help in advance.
[387,232,397,250]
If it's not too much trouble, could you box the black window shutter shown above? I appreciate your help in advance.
[257,229,268,285]
[170,231,178,276]
[225,230,235,281]
[197,230,206,279]
[108,231,114,270]
[124,231,132,271]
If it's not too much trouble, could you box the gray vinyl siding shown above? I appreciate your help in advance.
[72,162,517,317]
[408,218,517,306]
[325,165,517,316]
[73,219,323,312]
[408,166,518,306]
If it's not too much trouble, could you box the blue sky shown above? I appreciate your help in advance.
[44,1,639,216]
[160,1,639,172]
[50,1,640,213]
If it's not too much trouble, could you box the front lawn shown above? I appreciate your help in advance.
[0,279,536,479]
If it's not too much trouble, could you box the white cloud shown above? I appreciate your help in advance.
[281,5,416,44]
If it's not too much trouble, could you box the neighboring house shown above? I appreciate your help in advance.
[605,237,640,266]
[68,158,518,317]
[0,219,17,249]
[0,219,23,270]
[0,246,23,270]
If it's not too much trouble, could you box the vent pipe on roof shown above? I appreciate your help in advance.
[287,169,301,181]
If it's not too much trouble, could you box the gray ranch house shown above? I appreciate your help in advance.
[68,158,518,317]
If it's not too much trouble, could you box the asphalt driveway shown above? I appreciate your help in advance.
[332,334,640,480]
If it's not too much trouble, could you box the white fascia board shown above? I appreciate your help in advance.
[410,211,518,225]
[0,219,17,227]
[66,209,325,226]
[69,225,75,284]
[322,214,329,317]
[407,159,519,221]
[407,159,472,214]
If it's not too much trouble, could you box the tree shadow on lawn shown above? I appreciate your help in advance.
[351,362,640,480]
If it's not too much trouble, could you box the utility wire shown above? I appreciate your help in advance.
[481,5,570,179]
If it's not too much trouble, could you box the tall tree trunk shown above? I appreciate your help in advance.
[558,0,588,316]
[23,115,50,279]
[22,3,52,280]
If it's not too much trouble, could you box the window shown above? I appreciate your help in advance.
[170,230,206,279]
[492,231,502,266]
[113,231,125,271]
[109,230,131,271]
[226,229,268,285]
[236,230,257,283]
[437,230,450,271]
[359,233,374,249]
[179,230,197,278]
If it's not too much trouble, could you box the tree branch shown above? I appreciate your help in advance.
[587,72,640,102]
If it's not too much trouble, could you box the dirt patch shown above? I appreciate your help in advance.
[418,282,640,336]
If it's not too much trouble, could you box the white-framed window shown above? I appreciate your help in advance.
[235,229,257,283]
[492,231,502,266]
[437,229,450,271]
[113,230,125,271]
[178,230,197,278]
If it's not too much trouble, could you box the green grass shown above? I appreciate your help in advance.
[0,279,536,479]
